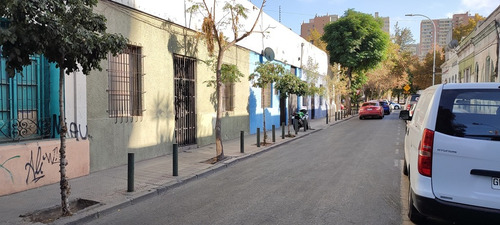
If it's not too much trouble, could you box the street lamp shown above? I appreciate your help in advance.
[406,13,436,85]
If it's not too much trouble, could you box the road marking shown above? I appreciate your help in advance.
[394,159,399,167]
[395,149,399,154]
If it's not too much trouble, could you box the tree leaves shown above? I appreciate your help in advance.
[0,0,128,76]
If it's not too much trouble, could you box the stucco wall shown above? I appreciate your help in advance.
[88,1,251,171]
[0,139,89,196]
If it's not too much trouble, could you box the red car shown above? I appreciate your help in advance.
[359,101,384,119]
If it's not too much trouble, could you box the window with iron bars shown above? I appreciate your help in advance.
[222,82,235,111]
[107,45,144,119]
[0,55,51,142]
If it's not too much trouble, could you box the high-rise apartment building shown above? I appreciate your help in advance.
[418,13,472,59]
[300,12,389,40]
[300,14,339,39]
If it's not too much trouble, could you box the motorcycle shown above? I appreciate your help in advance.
[292,109,308,130]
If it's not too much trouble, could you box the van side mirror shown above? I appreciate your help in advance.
[399,110,411,120]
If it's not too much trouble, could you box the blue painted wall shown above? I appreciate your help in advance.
[248,52,286,134]
[247,52,327,134]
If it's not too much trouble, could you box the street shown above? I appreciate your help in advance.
[87,112,448,225]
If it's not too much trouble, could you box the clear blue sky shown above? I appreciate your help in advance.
[250,0,499,43]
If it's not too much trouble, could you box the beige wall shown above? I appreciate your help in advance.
[87,1,250,171]
[0,139,89,196]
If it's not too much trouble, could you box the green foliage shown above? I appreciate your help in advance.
[392,22,415,52]
[275,72,308,98]
[205,63,245,88]
[0,0,128,77]
[321,9,390,74]
[249,61,284,88]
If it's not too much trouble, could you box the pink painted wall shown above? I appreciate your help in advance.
[0,139,89,196]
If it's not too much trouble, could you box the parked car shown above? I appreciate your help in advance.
[379,101,391,115]
[358,101,384,119]
[389,101,400,110]
[405,93,420,111]
[401,83,500,223]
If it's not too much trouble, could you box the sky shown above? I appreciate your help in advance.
[249,0,499,43]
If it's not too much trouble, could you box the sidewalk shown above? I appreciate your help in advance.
[0,114,354,225]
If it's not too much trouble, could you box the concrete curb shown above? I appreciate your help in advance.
[53,115,355,225]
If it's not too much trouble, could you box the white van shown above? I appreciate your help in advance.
[401,83,500,223]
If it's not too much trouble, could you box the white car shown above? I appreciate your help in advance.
[389,101,401,110]
[401,83,500,223]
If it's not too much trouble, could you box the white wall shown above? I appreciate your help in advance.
[110,0,328,76]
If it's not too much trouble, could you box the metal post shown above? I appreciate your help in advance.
[173,143,178,176]
[326,112,328,124]
[240,131,244,153]
[335,111,338,121]
[257,128,260,147]
[281,122,285,139]
[303,119,307,131]
[127,153,134,192]
[272,125,276,142]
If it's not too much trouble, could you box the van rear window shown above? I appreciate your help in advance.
[436,89,500,141]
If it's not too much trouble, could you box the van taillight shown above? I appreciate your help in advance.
[418,128,434,177]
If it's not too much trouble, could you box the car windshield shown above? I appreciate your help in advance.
[436,89,500,141]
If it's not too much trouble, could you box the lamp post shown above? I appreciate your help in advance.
[406,13,436,85]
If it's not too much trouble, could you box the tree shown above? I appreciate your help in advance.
[0,0,127,216]
[365,42,409,100]
[322,9,389,114]
[188,0,265,161]
[410,48,444,90]
[452,14,485,42]
[249,61,283,144]
[392,22,415,52]
[305,29,343,113]
[274,71,308,135]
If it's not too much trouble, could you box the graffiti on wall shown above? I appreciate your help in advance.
[1,155,20,183]
[52,114,88,141]
[24,146,59,184]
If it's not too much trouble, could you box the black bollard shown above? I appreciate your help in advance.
[240,131,244,153]
[282,122,285,139]
[326,112,329,124]
[127,153,134,192]
[272,125,276,142]
[303,119,308,131]
[335,111,338,121]
[173,143,178,176]
[257,128,260,147]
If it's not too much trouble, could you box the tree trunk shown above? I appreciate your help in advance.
[346,67,352,115]
[215,51,225,161]
[58,59,71,216]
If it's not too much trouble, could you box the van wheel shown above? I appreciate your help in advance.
[408,182,426,223]
[403,158,408,176]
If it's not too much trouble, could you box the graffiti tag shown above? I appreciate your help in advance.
[1,155,20,183]
[52,114,89,141]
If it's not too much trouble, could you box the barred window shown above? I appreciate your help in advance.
[0,55,51,142]
[107,45,144,118]
[302,96,308,106]
[222,82,234,111]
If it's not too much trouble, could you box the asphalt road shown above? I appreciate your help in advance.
[86,112,448,225]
